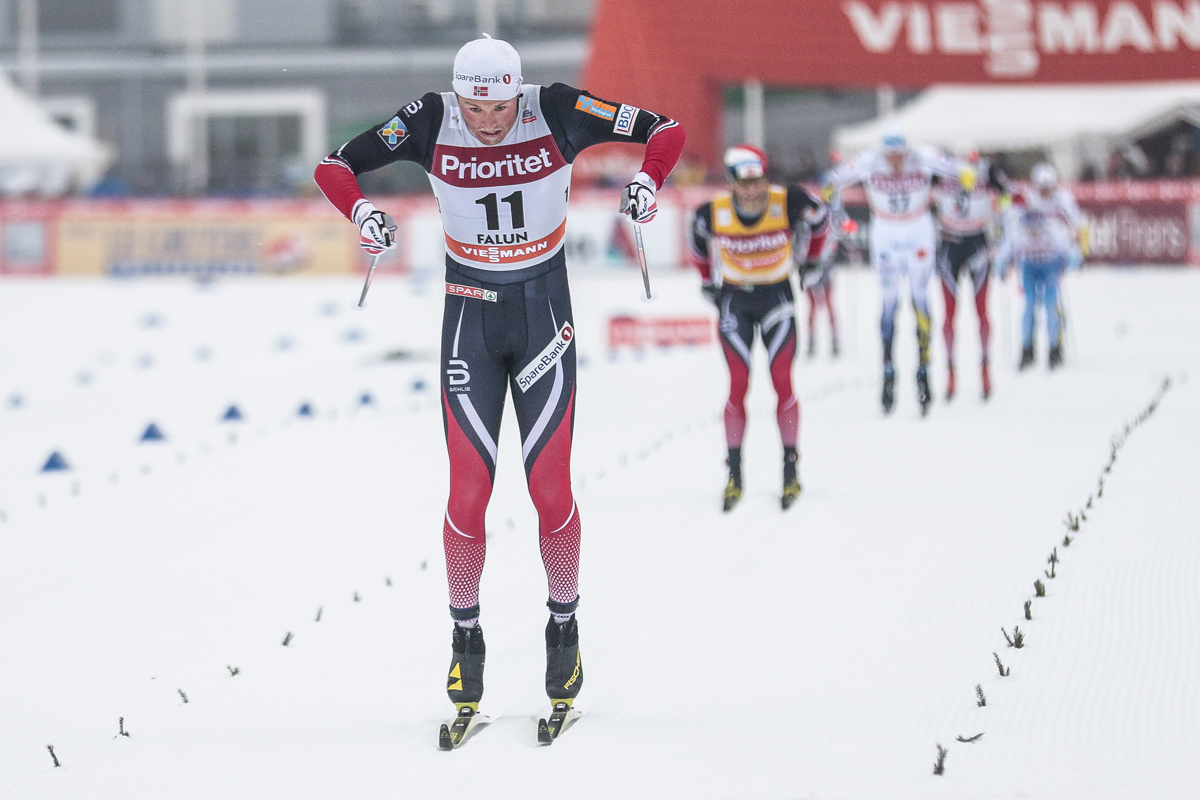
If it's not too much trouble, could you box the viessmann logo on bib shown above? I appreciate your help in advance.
[433,134,567,189]
[517,322,574,393]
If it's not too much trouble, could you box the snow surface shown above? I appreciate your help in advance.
[0,267,1197,799]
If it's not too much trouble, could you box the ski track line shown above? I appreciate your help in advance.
[942,375,1196,792]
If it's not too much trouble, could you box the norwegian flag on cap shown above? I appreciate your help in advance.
[473,85,488,97]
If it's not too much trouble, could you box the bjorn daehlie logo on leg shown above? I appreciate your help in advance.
[447,359,470,392]
[517,322,573,393]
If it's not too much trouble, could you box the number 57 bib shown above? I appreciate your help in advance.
[429,86,573,271]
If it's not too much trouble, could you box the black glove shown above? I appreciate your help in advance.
[700,282,719,306]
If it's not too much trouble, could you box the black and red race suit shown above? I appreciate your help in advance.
[315,84,684,621]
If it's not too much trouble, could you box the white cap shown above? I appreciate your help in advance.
[881,123,907,153]
[453,35,522,102]
[724,144,767,180]
[1031,162,1058,189]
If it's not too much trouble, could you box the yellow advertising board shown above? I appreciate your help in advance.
[54,199,362,277]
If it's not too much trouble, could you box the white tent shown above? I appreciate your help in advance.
[0,70,111,196]
[832,82,1200,179]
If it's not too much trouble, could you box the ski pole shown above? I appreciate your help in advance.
[633,223,653,301]
[1060,274,1078,365]
[998,271,1011,369]
[357,252,382,308]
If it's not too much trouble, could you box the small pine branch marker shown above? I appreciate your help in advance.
[353,591,360,602]
[975,684,987,707]
[933,744,948,775]
[118,717,130,737]
[1001,627,1014,647]
[227,665,240,677]
[178,689,189,703]
[315,606,322,622]
[1024,600,1032,620]
[1063,533,1073,547]
[993,652,1010,677]
[1034,579,1046,597]
[1013,626,1024,649]
[956,732,984,743]
[282,632,293,646]
[47,744,60,767]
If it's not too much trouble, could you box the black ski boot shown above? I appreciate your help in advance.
[446,623,485,710]
[545,615,583,703]
[781,446,801,510]
[916,365,932,416]
[723,448,743,512]
[1048,345,1063,370]
[882,364,896,414]
[1019,344,1035,370]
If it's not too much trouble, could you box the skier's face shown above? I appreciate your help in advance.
[457,95,520,145]
[731,176,769,214]
[885,150,906,173]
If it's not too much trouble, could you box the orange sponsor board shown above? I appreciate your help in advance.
[54,199,361,277]
[607,315,714,349]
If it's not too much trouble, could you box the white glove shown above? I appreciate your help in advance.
[352,200,397,256]
[619,172,658,223]
[798,260,824,290]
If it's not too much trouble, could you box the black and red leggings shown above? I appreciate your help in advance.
[717,280,799,451]
[440,264,580,622]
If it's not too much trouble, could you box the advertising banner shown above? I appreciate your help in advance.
[1079,200,1191,265]
[584,1,1200,167]
[54,200,360,277]
[0,201,58,276]
[4,181,1199,276]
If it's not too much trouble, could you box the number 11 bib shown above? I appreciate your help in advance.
[429,86,573,272]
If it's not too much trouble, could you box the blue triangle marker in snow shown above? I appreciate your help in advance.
[41,451,70,472]
[222,405,243,422]
[412,379,426,392]
[8,394,23,409]
[359,392,374,406]
[140,422,166,442]
[297,403,314,417]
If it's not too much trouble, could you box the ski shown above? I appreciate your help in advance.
[438,704,490,750]
[537,700,581,744]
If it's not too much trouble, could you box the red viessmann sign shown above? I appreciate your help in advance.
[583,1,1200,168]
[839,1,1200,80]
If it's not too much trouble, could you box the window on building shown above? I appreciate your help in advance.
[207,116,304,194]
[39,0,120,34]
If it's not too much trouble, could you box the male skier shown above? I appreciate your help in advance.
[823,127,974,415]
[994,163,1087,370]
[689,145,828,512]
[313,35,684,744]
[932,149,1010,400]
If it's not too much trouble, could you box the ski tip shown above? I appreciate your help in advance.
[537,718,553,745]
[438,723,453,750]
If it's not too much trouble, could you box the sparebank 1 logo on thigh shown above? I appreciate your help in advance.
[447,358,470,391]
[517,322,574,393]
